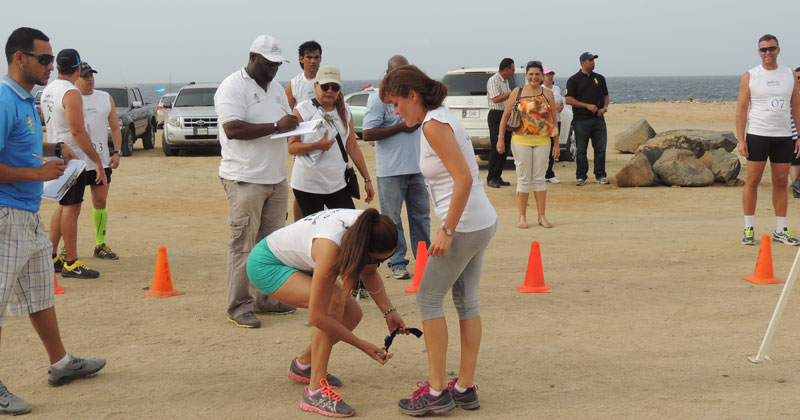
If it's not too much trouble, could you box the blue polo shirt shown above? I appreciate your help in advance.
[363,91,421,177]
[0,76,44,212]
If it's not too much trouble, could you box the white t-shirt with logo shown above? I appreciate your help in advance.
[747,65,795,137]
[216,68,291,184]
[266,208,362,271]
[42,79,78,144]
[290,99,352,194]
[82,89,112,168]
[290,73,316,107]
[419,107,497,232]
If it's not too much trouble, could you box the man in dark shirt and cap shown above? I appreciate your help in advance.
[566,52,610,186]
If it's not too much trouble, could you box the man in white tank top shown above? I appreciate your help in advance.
[285,40,321,109]
[49,62,122,265]
[41,49,107,279]
[736,34,800,246]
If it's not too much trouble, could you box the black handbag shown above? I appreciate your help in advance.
[312,99,360,199]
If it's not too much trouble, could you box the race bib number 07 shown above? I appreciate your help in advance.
[769,97,788,111]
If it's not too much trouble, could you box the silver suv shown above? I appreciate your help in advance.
[162,83,220,156]
[441,67,575,161]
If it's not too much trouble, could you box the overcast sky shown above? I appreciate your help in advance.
[2,0,799,84]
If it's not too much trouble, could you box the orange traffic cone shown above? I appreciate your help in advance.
[405,241,428,293]
[518,241,552,293]
[743,234,783,285]
[146,246,182,297]
[54,272,64,294]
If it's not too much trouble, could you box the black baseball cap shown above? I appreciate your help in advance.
[579,52,598,62]
[80,62,97,77]
[56,49,81,70]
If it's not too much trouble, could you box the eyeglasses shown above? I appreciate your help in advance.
[20,51,55,66]
[366,253,390,265]
[320,83,340,93]
[759,46,778,53]
[383,327,423,352]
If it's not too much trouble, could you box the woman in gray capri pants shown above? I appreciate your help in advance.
[380,65,497,416]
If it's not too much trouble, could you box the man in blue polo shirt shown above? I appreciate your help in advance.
[363,55,430,280]
[0,27,105,415]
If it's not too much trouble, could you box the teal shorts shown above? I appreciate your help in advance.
[247,239,300,295]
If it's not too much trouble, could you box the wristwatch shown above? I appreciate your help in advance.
[54,142,64,158]
[110,150,120,156]
[441,225,454,236]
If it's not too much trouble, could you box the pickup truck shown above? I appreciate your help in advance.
[95,85,158,156]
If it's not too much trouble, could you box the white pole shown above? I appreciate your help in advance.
[748,246,800,363]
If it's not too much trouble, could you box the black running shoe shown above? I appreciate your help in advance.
[61,259,100,279]
[447,378,480,410]
[398,381,455,416]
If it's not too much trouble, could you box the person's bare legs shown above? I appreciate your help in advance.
[422,317,448,391]
[771,163,790,218]
[789,165,800,183]
[28,307,67,364]
[456,316,482,388]
[60,204,82,262]
[517,192,529,229]
[49,206,63,255]
[534,190,551,228]
[743,160,767,216]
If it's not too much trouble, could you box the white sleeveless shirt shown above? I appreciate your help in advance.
[290,73,316,106]
[82,89,112,167]
[419,106,497,232]
[747,65,795,137]
[290,99,351,194]
[42,79,79,144]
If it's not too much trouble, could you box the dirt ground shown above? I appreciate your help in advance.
[5,101,800,419]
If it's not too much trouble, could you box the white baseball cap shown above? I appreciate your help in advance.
[249,35,289,63]
[316,66,342,86]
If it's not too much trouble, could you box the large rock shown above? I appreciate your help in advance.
[616,154,657,187]
[614,120,657,153]
[699,149,741,183]
[640,147,664,166]
[635,129,737,156]
[653,149,714,186]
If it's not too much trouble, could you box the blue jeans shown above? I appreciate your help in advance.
[377,174,431,270]
[573,117,607,180]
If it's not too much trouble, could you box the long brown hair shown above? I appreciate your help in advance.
[329,208,397,296]
[334,92,347,128]
[379,64,447,110]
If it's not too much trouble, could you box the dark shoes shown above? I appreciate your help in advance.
[448,378,480,410]
[398,381,456,416]
[228,311,261,328]
[487,179,501,188]
[498,179,510,186]
[254,298,296,315]
[287,357,343,387]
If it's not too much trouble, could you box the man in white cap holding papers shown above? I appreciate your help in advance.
[214,34,299,328]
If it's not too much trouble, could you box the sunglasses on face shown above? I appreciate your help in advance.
[20,51,55,66]
[320,83,340,92]
[759,46,778,53]
[383,327,423,352]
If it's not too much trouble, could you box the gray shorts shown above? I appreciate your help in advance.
[0,207,55,325]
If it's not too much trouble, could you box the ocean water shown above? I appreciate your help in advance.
[136,75,740,105]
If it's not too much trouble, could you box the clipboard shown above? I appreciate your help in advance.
[43,159,87,201]
[270,119,325,139]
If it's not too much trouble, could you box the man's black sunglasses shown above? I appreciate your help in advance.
[759,46,778,53]
[20,51,54,66]
[384,327,423,352]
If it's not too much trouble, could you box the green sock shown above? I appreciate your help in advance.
[93,208,108,246]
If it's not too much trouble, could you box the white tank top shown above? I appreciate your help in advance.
[82,90,112,168]
[290,73,316,106]
[290,99,351,194]
[419,106,497,232]
[747,65,795,137]
[42,79,79,144]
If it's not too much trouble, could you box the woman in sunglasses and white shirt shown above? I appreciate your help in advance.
[289,65,374,217]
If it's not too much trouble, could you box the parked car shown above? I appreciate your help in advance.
[94,84,158,156]
[343,88,377,139]
[162,83,220,156]
[156,93,177,128]
[441,67,575,161]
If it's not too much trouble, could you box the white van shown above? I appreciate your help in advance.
[441,67,575,161]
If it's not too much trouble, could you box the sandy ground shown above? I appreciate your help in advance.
[5,101,800,419]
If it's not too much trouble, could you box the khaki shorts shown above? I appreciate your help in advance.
[0,207,55,325]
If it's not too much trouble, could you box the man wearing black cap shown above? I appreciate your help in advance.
[48,62,122,265]
[41,48,107,279]
[566,52,610,186]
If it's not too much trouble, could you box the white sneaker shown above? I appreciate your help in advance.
[546,177,561,184]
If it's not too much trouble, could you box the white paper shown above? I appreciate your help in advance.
[43,159,87,201]
[270,119,325,139]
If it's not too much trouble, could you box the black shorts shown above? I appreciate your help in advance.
[59,167,112,206]
[292,187,355,218]
[746,134,793,163]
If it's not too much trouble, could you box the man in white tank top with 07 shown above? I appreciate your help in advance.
[736,34,800,246]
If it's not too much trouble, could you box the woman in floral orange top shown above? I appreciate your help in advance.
[498,61,559,228]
